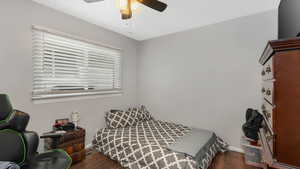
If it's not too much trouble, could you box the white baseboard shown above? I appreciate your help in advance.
[228,146,244,153]
[85,143,93,149]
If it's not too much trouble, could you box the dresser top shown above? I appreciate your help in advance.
[259,37,300,65]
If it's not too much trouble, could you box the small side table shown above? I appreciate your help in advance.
[43,127,86,165]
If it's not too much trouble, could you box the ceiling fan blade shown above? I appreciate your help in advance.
[83,0,104,3]
[137,0,167,12]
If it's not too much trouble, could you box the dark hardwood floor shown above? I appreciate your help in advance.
[207,151,259,169]
[71,151,260,169]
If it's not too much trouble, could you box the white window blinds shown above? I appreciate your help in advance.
[32,27,122,100]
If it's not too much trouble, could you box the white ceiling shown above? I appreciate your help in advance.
[31,0,280,41]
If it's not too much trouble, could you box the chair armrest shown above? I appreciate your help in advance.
[40,133,63,139]
[0,122,10,130]
[23,131,39,162]
[40,132,65,148]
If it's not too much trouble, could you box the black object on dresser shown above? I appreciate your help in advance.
[259,38,300,168]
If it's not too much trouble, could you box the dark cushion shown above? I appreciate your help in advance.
[0,129,26,165]
[0,122,10,130]
[8,110,30,132]
[28,150,72,169]
[23,131,39,162]
[0,94,13,122]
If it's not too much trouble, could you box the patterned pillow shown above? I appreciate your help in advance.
[138,105,154,121]
[105,106,154,129]
[105,108,140,129]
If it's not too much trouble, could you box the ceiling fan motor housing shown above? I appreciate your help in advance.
[83,0,167,20]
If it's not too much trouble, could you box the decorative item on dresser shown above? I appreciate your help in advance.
[43,127,86,165]
[259,38,300,169]
[71,112,80,128]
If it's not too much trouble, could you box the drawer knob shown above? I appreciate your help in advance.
[266,90,271,96]
[261,104,266,110]
[266,112,271,118]
[266,66,271,73]
[261,70,266,76]
[266,135,273,141]
[262,110,271,119]
[262,109,267,114]
[262,88,266,93]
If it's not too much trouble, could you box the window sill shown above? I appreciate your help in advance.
[32,92,123,104]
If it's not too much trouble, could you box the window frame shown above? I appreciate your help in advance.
[32,26,123,100]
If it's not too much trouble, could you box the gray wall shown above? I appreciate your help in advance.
[0,0,278,150]
[137,10,277,148]
[0,0,138,147]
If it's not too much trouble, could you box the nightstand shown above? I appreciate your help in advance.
[43,127,86,165]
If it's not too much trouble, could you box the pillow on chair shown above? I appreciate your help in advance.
[105,105,153,129]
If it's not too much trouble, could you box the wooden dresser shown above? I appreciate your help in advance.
[259,38,300,169]
[44,127,86,165]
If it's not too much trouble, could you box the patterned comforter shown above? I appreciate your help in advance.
[92,120,227,169]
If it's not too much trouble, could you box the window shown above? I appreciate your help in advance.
[32,27,122,100]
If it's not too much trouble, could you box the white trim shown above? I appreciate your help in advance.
[85,143,93,149]
[33,93,122,104]
[32,90,123,100]
[228,146,244,153]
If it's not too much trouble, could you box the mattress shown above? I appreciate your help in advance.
[92,120,227,169]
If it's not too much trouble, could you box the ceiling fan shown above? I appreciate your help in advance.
[83,0,167,20]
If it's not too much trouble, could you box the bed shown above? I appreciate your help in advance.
[92,106,228,169]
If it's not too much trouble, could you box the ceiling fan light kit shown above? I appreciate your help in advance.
[120,0,132,19]
[84,0,167,20]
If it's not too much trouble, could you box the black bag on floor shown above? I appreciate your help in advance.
[242,108,264,141]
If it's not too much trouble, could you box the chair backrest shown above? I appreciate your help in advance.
[0,128,27,165]
[0,110,31,165]
[0,94,13,124]
[0,94,39,166]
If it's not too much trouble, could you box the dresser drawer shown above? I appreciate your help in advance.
[261,100,273,128]
[262,82,274,105]
[260,121,275,157]
[261,57,273,81]
[259,127,274,164]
